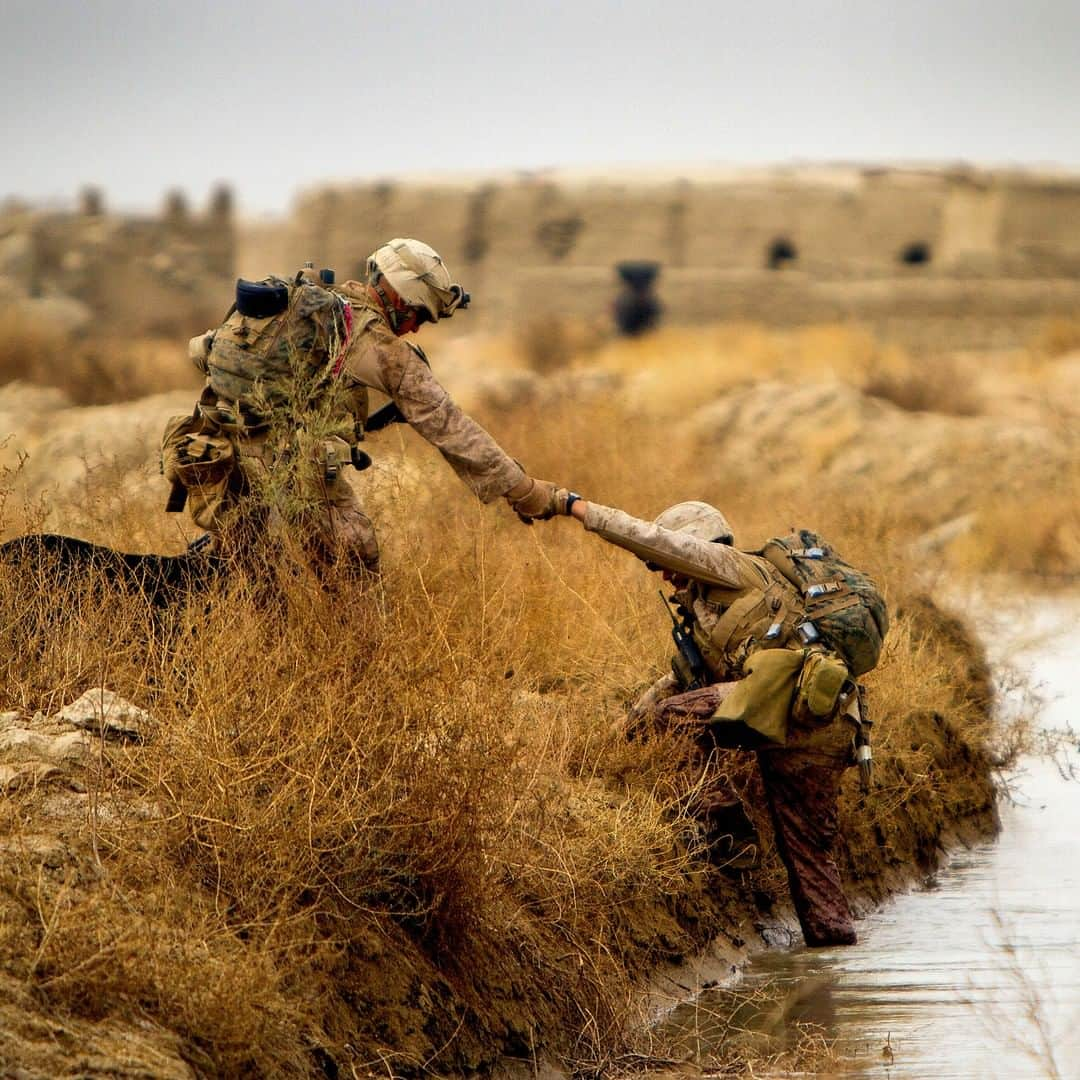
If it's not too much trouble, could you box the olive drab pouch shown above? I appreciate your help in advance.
[792,650,851,727]
[709,647,804,746]
[160,413,238,529]
[760,529,889,677]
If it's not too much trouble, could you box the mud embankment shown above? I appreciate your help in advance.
[0,584,998,1078]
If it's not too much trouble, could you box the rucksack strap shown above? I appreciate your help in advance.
[707,591,764,657]
[805,579,844,599]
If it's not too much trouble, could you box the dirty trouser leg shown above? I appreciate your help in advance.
[651,683,761,869]
[757,749,856,947]
[300,467,380,575]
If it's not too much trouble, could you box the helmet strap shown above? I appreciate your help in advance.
[369,276,408,334]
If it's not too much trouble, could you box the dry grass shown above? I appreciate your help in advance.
[0,365,1003,1076]
[515,316,607,374]
[582,322,891,419]
[862,351,985,416]
[1031,316,1080,358]
[0,310,200,405]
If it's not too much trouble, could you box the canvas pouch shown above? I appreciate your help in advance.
[792,651,850,727]
[161,413,238,528]
[709,647,804,746]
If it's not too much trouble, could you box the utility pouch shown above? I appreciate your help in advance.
[160,412,238,526]
[710,647,804,746]
[315,436,353,482]
[793,651,850,727]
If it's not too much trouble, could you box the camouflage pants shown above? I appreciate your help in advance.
[632,673,858,947]
[194,435,380,574]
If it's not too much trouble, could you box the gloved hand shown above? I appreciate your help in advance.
[506,476,560,524]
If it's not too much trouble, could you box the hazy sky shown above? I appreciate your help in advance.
[3,0,1079,216]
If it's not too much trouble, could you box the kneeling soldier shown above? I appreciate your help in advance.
[553,492,886,947]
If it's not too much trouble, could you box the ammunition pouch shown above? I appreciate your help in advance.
[160,411,239,530]
[313,436,354,482]
[792,650,851,728]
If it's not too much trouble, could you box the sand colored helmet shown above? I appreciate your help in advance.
[366,238,469,322]
[653,501,734,545]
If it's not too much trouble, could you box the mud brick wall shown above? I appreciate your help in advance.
[0,186,235,334]
[243,166,1080,347]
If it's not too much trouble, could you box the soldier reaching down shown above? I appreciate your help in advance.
[551,491,888,947]
[162,239,562,571]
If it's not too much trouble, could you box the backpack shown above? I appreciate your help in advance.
[199,276,350,421]
[758,529,888,677]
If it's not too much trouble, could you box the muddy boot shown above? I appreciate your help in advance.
[700,797,760,872]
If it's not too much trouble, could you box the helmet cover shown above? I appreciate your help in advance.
[653,501,734,545]
[366,238,468,321]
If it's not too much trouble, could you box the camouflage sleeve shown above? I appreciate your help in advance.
[375,338,526,502]
[582,502,746,588]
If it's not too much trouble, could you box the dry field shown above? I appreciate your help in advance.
[0,311,1072,1076]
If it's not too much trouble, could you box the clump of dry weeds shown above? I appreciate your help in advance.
[514,315,606,374]
[1031,316,1080,358]
[862,352,985,416]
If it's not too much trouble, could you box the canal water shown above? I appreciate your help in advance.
[665,597,1080,1078]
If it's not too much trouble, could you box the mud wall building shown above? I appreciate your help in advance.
[246,166,1080,348]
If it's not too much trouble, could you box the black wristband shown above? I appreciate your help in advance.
[564,492,582,515]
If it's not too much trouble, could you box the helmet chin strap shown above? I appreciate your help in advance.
[370,277,408,334]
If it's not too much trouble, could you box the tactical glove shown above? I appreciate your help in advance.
[506,476,560,524]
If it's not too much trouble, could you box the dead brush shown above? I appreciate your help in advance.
[514,315,605,374]
[0,361,1008,1074]
[0,308,65,388]
[616,976,842,1078]
[1031,316,1080,358]
[951,473,1080,580]
[862,350,985,416]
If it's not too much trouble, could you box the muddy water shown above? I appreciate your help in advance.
[666,599,1080,1078]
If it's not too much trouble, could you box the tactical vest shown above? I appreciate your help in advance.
[680,530,889,680]
[679,552,804,680]
[199,276,368,434]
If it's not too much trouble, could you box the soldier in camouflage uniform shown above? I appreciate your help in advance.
[164,239,562,570]
[552,492,863,947]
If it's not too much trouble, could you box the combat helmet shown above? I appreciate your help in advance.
[653,501,734,545]
[366,238,470,322]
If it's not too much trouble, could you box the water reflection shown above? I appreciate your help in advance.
[666,599,1080,1078]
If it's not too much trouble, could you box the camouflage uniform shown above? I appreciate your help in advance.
[585,502,859,947]
[336,285,525,503]
[174,284,526,572]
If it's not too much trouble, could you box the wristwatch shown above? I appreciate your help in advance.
[564,491,582,515]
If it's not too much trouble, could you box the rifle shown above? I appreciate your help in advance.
[348,401,407,471]
[660,590,708,691]
[364,401,406,433]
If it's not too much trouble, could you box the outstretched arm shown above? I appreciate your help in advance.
[562,497,745,589]
[343,324,559,515]
[378,340,525,502]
